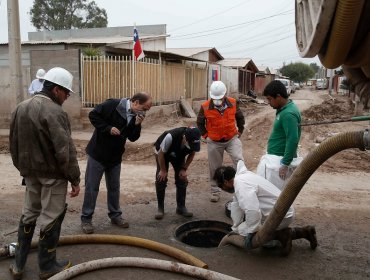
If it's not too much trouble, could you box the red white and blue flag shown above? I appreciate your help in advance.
[133,27,145,60]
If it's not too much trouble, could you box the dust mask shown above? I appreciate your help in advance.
[213,99,223,106]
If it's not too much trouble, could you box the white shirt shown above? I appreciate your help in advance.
[231,160,295,236]
[28,79,44,95]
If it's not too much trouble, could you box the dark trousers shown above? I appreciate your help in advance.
[81,156,122,222]
[155,155,188,191]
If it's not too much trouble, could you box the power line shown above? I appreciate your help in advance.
[169,0,252,32]
[217,21,294,48]
[169,9,293,39]
[220,33,294,55]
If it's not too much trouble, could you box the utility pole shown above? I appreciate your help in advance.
[328,68,334,96]
[7,0,23,106]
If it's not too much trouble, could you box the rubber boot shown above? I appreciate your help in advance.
[9,217,36,280]
[175,186,193,217]
[154,186,165,220]
[274,228,293,257]
[38,204,71,280]
[292,226,318,249]
[218,234,246,248]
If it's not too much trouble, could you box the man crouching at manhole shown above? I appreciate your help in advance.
[214,160,317,256]
[154,127,201,220]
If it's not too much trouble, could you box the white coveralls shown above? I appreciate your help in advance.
[256,154,303,191]
[231,161,295,236]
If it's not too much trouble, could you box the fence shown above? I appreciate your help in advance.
[81,54,208,107]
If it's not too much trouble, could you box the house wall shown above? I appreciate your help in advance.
[30,49,82,127]
[192,52,209,62]
[0,44,65,67]
[208,51,220,63]
[0,66,30,127]
[220,66,238,94]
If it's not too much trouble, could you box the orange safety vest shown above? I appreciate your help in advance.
[202,97,238,141]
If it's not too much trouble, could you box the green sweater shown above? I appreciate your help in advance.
[267,100,301,165]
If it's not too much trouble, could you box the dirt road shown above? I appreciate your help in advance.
[0,88,369,279]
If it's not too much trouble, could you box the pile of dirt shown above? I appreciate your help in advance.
[300,95,370,173]
[301,96,354,122]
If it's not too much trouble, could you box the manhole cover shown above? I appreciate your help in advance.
[175,220,232,248]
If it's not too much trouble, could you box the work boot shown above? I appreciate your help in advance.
[81,221,94,234]
[111,217,129,228]
[9,217,36,280]
[274,228,293,257]
[38,205,71,280]
[218,233,246,248]
[176,186,193,217]
[154,186,165,220]
[292,226,318,249]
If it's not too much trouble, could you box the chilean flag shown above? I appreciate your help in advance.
[133,27,145,60]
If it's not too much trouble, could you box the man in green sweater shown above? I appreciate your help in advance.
[256,80,302,190]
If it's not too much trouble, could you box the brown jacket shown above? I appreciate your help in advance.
[9,93,80,185]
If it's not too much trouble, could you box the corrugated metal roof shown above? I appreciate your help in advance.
[166,47,215,57]
[257,65,271,74]
[217,58,252,68]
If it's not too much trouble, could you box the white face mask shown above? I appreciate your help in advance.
[213,99,223,106]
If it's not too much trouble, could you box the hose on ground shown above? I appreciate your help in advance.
[0,234,204,268]
[251,130,369,248]
[49,257,240,280]
[54,234,207,268]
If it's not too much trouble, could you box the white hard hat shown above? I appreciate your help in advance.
[210,81,226,99]
[36,68,46,79]
[44,67,74,93]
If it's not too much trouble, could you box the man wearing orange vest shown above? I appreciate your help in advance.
[197,81,245,202]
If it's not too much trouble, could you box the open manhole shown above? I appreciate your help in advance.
[175,220,232,248]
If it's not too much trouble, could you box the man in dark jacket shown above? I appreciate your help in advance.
[154,127,201,220]
[9,67,81,280]
[81,92,152,234]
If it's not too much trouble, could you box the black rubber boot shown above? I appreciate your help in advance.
[9,217,36,280]
[38,204,71,280]
[274,228,293,257]
[176,187,193,217]
[292,226,318,249]
[154,186,166,220]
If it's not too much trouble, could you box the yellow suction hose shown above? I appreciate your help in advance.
[318,0,365,68]
[26,234,208,268]
[251,130,369,248]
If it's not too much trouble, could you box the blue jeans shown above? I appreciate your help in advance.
[81,156,122,222]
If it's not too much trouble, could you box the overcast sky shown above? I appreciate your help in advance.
[0,0,321,69]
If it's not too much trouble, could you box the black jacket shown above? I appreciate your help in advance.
[86,98,141,167]
[154,127,192,161]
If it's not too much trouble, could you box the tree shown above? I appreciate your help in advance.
[280,62,315,82]
[30,0,108,31]
[309,62,320,74]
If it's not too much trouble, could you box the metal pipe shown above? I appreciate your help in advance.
[300,115,370,126]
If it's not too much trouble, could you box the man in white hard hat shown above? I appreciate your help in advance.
[197,81,245,203]
[9,67,81,280]
[28,68,46,96]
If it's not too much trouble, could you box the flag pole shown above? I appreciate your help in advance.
[132,23,136,96]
